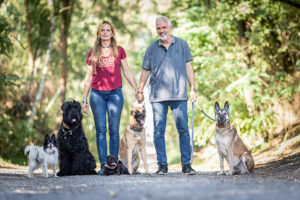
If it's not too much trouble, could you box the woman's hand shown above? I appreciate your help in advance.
[82,102,89,114]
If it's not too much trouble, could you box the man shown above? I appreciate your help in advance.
[136,16,197,175]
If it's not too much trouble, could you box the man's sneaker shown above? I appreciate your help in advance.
[98,163,105,175]
[156,164,168,175]
[182,164,196,175]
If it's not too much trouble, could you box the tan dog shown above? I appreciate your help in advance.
[214,101,254,175]
[119,103,150,174]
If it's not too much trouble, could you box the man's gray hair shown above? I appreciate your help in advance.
[156,16,172,26]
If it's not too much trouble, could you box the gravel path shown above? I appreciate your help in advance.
[1,167,300,200]
[1,136,300,200]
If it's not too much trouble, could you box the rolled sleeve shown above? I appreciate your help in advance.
[118,46,126,59]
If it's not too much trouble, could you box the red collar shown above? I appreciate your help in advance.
[216,121,230,128]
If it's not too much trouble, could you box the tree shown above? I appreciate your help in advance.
[58,0,74,106]
[28,0,56,124]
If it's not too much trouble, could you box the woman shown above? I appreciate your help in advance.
[82,21,137,175]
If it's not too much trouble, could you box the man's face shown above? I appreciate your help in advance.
[156,20,172,41]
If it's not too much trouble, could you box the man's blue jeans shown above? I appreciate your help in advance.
[152,100,191,166]
[90,88,124,164]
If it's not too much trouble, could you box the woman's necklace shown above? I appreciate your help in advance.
[101,44,111,49]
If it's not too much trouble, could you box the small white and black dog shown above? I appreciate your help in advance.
[24,134,58,178]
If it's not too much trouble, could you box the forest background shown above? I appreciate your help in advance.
[0,0,299,165]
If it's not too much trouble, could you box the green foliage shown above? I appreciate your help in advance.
[0,16,13,56]
[0,114,35,164]
[166,0,300,148]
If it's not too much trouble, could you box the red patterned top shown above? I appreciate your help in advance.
[86,46,126,91]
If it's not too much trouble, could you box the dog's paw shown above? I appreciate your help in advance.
[240,171,248,175]
[217,171,226,176]
[225,172,233,176]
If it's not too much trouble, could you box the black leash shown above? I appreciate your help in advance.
[195,102,215,121]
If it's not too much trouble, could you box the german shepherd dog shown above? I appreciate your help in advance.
[119,103,150,174]
[214,101,254,175]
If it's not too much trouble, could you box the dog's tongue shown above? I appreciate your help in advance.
[72,118,77,122]
[140,119,145,125]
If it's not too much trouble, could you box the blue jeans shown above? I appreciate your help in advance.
[90,88,124,164]
[152,101,191,166]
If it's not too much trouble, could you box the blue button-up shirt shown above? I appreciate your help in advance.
[142,36,193,102]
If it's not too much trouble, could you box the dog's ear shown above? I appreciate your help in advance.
[44,134,50,140]
[61,102,69,111]
[214,102,220,113]
[51,133,56,140]
[224,101,230,112]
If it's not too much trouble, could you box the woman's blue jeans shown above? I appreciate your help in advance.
[151,100,191,166]
[90,88,124,164]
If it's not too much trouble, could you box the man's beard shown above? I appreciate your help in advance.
[159,33,169,41]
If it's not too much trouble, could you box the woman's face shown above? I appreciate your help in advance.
[99,24,113,41]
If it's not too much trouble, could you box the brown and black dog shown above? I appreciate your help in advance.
[214,101,254,175]
[119,103,150,174]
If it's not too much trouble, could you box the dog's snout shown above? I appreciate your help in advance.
[217,115,226,124]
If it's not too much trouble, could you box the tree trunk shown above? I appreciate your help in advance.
[58,0,74,106]
[25,0,34,73]
[237,20,252,69]
[25,0,34,94]
[28,0,55,124]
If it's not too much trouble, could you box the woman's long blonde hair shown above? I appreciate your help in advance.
[90,21,118,74]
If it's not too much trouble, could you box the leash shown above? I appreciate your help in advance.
[191,102,195,165]
[195,102,215,121]
[190,102,215,165]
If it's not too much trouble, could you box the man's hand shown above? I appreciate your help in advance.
[82,103,89,114]
[190,89,197,103]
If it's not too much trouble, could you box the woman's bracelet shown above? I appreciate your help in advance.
[82,99,88,104]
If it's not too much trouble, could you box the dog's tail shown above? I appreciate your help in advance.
[24,146,34,156]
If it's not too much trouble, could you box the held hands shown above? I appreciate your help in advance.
[135,91,144,104]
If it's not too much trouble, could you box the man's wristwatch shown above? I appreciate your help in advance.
[136,91,143,94]
[191,88,197,92]
[82,99,88,104]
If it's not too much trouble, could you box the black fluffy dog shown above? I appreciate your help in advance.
[57,100,97,176]
[103,155,129,176]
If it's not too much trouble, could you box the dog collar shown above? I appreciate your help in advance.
[105,163,117,170]
[62,122,79,139]
[63,122,71,129]
[216,121,230,128]
[130,126,143,132]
